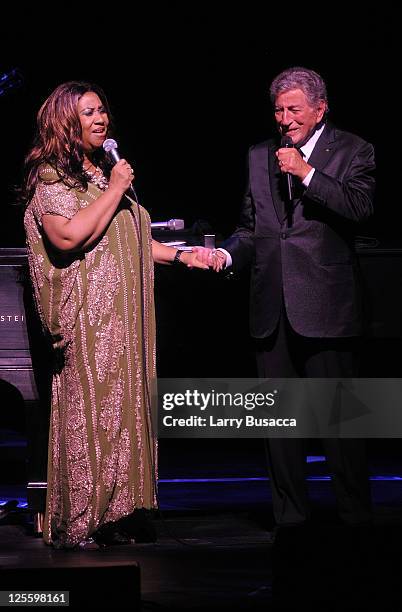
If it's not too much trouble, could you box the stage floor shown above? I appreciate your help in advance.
[0,445,402,612]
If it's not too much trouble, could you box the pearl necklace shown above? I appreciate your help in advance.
[84,166,108,191]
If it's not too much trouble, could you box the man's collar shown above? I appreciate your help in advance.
[299,123,326,161]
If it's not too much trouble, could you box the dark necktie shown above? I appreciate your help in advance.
[283,148,306,226]
[293,148,307,200]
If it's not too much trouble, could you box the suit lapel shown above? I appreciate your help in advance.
[306,122,337,172]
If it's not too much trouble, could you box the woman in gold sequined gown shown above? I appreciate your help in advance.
[22,82,208,549]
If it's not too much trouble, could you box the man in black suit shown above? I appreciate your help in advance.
[205,66,375,527]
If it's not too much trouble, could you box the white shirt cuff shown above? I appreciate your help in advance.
[217,248,232,268]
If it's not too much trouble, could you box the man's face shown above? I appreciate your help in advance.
[274,88,326,146]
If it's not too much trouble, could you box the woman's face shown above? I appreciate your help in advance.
[77,91,109,154]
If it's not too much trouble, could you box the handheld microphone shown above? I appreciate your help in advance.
[151,219,185,231]
[280,135,294,201]
[103,138,138,200]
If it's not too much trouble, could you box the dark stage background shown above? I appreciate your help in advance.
[1,16,402,609]
[0,11,400,246]
[0,11,401,481]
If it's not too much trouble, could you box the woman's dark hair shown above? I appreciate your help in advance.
[21,81,113,204]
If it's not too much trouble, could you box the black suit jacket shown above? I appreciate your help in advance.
[224,123,376,339]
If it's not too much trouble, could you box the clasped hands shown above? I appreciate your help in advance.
[191,246,226,271]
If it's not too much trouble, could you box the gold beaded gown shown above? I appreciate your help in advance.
[24,165,157,548]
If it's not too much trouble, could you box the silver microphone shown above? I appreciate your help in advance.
[103,138,121,163]
[151,219,185,231]
[280,135,294,201]
[103,138,137,199]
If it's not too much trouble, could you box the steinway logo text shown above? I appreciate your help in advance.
[0,314,25,322]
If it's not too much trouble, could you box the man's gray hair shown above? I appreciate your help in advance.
[269,67,328,109]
